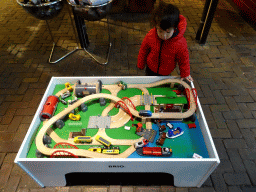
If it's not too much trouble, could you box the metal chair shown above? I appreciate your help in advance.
[16,0,79,64]
[67,0,113,65]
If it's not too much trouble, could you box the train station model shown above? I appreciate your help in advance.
[26,77,210,159]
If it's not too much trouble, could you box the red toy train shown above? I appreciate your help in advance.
[136,147,172,157]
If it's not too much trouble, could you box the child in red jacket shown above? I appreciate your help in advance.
[137,4,193,82]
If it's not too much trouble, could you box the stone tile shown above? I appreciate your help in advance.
[135,186,161,192]
[210,173,228,192]
[2,175,21,192]
[201,187,216,192]
[222,110,244,120]
[122,186,135,192]
[16,188,30,192]
[201,176,213,187]
[175,188,188,192]
[0,141,21,153]
[240,129,256,148]
[239,149,256,160]
[44,187,57,192]
[237,119,256,128]
[241,186,256,192]
[223,172,251,185]
[200,84,214,97]
[212,90,226,104]
[0,108,16,125]
[246,103,256,110]
[0,162,13,189]
[212,112,227,129]
[55,187,70,192]
[7,116,23,132]
[210,105,230,112]
[248,89,256,101]
[237,103,254,118]
[109,186,121,192]
[221,90,240,96]
[10,164,28,176]
[213,159,233,173]
[15,108,37,116]
[84,185,110,192]
[210,129,231,139]
[200,97,217,105]
[227,148,246,172]
[228,186,242,192]
[213,139,229,160]
[18,175,42,189]
[13,124,30,142]
[243,160,256,185]
[0,132,15,142]
[69,186,82,192]
[224,97,239,110]
[223,139,248,149]
[0,153,6,167]
[234,95,255,103]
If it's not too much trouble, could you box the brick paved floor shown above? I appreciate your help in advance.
[0,0,256,191]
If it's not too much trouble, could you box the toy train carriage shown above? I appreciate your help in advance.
[142,147,172,157]
[74,136,92,143]
[88,146,120,155]
[95,135,111,147]
[102,146,120,155]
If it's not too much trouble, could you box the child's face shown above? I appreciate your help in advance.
[156,25,175,40]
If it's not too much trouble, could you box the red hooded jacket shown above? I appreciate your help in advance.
[137,15,190,77]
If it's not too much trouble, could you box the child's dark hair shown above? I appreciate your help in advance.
[151,3,180,30]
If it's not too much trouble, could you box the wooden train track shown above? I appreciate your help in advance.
[36,78,196,158]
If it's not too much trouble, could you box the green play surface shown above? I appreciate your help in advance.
[26,84,209,158]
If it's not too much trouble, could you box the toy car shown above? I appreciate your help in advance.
[156,132,166,146]
[159,125,166,133]
[65,82,73,91]
[117,81,127,90]
[134,139,149,149]
[69,113,81,121]
[166,123,173,129]
[61,91,70,99]
[139,110,152,117]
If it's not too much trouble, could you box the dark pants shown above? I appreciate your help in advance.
[145,66,164,76]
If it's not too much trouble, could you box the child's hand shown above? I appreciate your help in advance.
[181,75,193,82]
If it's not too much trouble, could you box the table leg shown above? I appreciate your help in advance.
[72,8,90,49]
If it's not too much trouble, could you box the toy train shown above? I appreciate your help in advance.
[74,136,92,144]
[89,146,120,155]
[136,147,172,157]
[95,135,111,147]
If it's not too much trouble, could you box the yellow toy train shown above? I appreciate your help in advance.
[89,146,120,155]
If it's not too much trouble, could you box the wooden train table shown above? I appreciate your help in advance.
[15,76,219,188]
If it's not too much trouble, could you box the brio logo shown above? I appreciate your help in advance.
[108,165,125,168]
